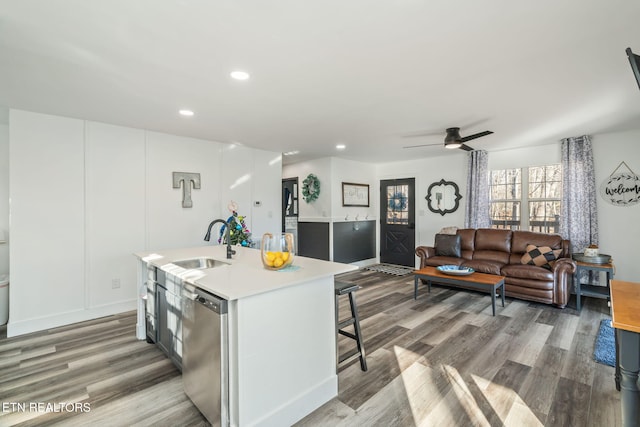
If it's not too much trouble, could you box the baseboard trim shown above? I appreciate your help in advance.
[246,375,337,427]
[7,300,137,337]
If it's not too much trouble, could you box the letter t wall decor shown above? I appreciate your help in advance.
[173,172,201,208]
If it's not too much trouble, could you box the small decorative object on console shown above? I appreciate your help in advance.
[584,244,599,257]
[261,233,295,270]
[219,200,253,247]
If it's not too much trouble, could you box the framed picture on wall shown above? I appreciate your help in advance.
[342,182,370,207]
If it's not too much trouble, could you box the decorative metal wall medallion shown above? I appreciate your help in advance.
[426,179,462,216]
[173,172,201,208]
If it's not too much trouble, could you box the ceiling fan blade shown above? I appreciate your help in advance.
[459,130,493,143]
[403,142,441,149]
[401,130,443,138]
[459,144,474,151]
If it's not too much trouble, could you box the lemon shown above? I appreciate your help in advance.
[281,252,290,262]
[266,252,276,262]
[273,257,284,268]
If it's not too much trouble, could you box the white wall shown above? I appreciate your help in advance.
[10,112,87,327]
[592,130,640,282]
[7,109,281,336]
[85,122,146,308]
[146,131,223,250]
[331,158,377,222]
[0,124,9,277]
[283,158,333,221]
[376,152,468,265]
[283,157,376,263]
[250,149,283,240]
[489,143,561,169]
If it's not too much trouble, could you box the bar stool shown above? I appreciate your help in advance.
[335,281,367,371]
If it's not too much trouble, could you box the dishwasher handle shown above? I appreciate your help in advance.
[184,285,228,314]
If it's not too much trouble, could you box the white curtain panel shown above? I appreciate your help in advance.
[559,135,598,250]
[464,150,491,229]
[560,135,599,285]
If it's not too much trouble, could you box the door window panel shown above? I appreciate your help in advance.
[386,185,409,225]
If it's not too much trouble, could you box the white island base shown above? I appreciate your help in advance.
[135,245,356,426]
[230,275,336,426]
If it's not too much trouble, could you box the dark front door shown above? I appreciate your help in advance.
[380,178,415,267]
[281,178,298,232]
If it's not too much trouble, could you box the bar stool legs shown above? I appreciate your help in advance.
[335,281,367,372]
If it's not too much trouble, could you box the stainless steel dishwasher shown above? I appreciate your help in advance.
[182,282,229,426]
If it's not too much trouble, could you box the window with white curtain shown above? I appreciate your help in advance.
[490,164,562,233]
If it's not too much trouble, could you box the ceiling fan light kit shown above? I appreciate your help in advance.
[403,126,494,151]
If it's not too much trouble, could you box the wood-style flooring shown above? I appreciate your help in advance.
[0,269,620,426]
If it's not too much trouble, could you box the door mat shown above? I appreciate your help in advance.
[363,263,414,276]
[594,318,616,367]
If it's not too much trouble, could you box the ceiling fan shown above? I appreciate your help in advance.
[403,127,494,151]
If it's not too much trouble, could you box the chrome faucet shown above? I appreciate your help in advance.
[204,219,236,259]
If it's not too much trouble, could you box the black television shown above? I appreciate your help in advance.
[626,47,640,91]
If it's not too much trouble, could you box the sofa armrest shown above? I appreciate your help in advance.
[552,257,577,308]
[415,246,436,269]
[553,257,577,275]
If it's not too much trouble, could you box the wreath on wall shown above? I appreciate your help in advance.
[302,173,321,203]
[388,191,408,211]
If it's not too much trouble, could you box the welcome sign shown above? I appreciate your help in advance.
[600,162,640,206]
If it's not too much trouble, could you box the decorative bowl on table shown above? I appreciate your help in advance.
[437,265,475,276]
[572,253,612,264]
[261,232,295,270]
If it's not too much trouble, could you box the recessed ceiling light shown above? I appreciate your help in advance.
[283,150,300,156]
[179,109,194,116]
[336,144,346,150]
[230,71,250,80]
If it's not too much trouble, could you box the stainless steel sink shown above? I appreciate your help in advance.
[172,258,229,269]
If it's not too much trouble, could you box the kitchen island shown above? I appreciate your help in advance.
[134,245,356,427]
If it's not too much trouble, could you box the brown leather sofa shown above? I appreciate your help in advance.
[415,228,577,308]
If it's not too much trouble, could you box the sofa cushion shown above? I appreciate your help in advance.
[456,229,476,255]
[474,229,512,252]
[460,260,504,275]
[502,263,554,281]
[435,234,461,257]
[521,244,562,270]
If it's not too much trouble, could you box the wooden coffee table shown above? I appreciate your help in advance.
[413,266,506,316]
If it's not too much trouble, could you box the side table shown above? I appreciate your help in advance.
[574,260,614,311]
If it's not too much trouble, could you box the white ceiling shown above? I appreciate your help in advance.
[1,1,640,165]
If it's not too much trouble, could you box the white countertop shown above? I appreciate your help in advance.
[134,245,358,300]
